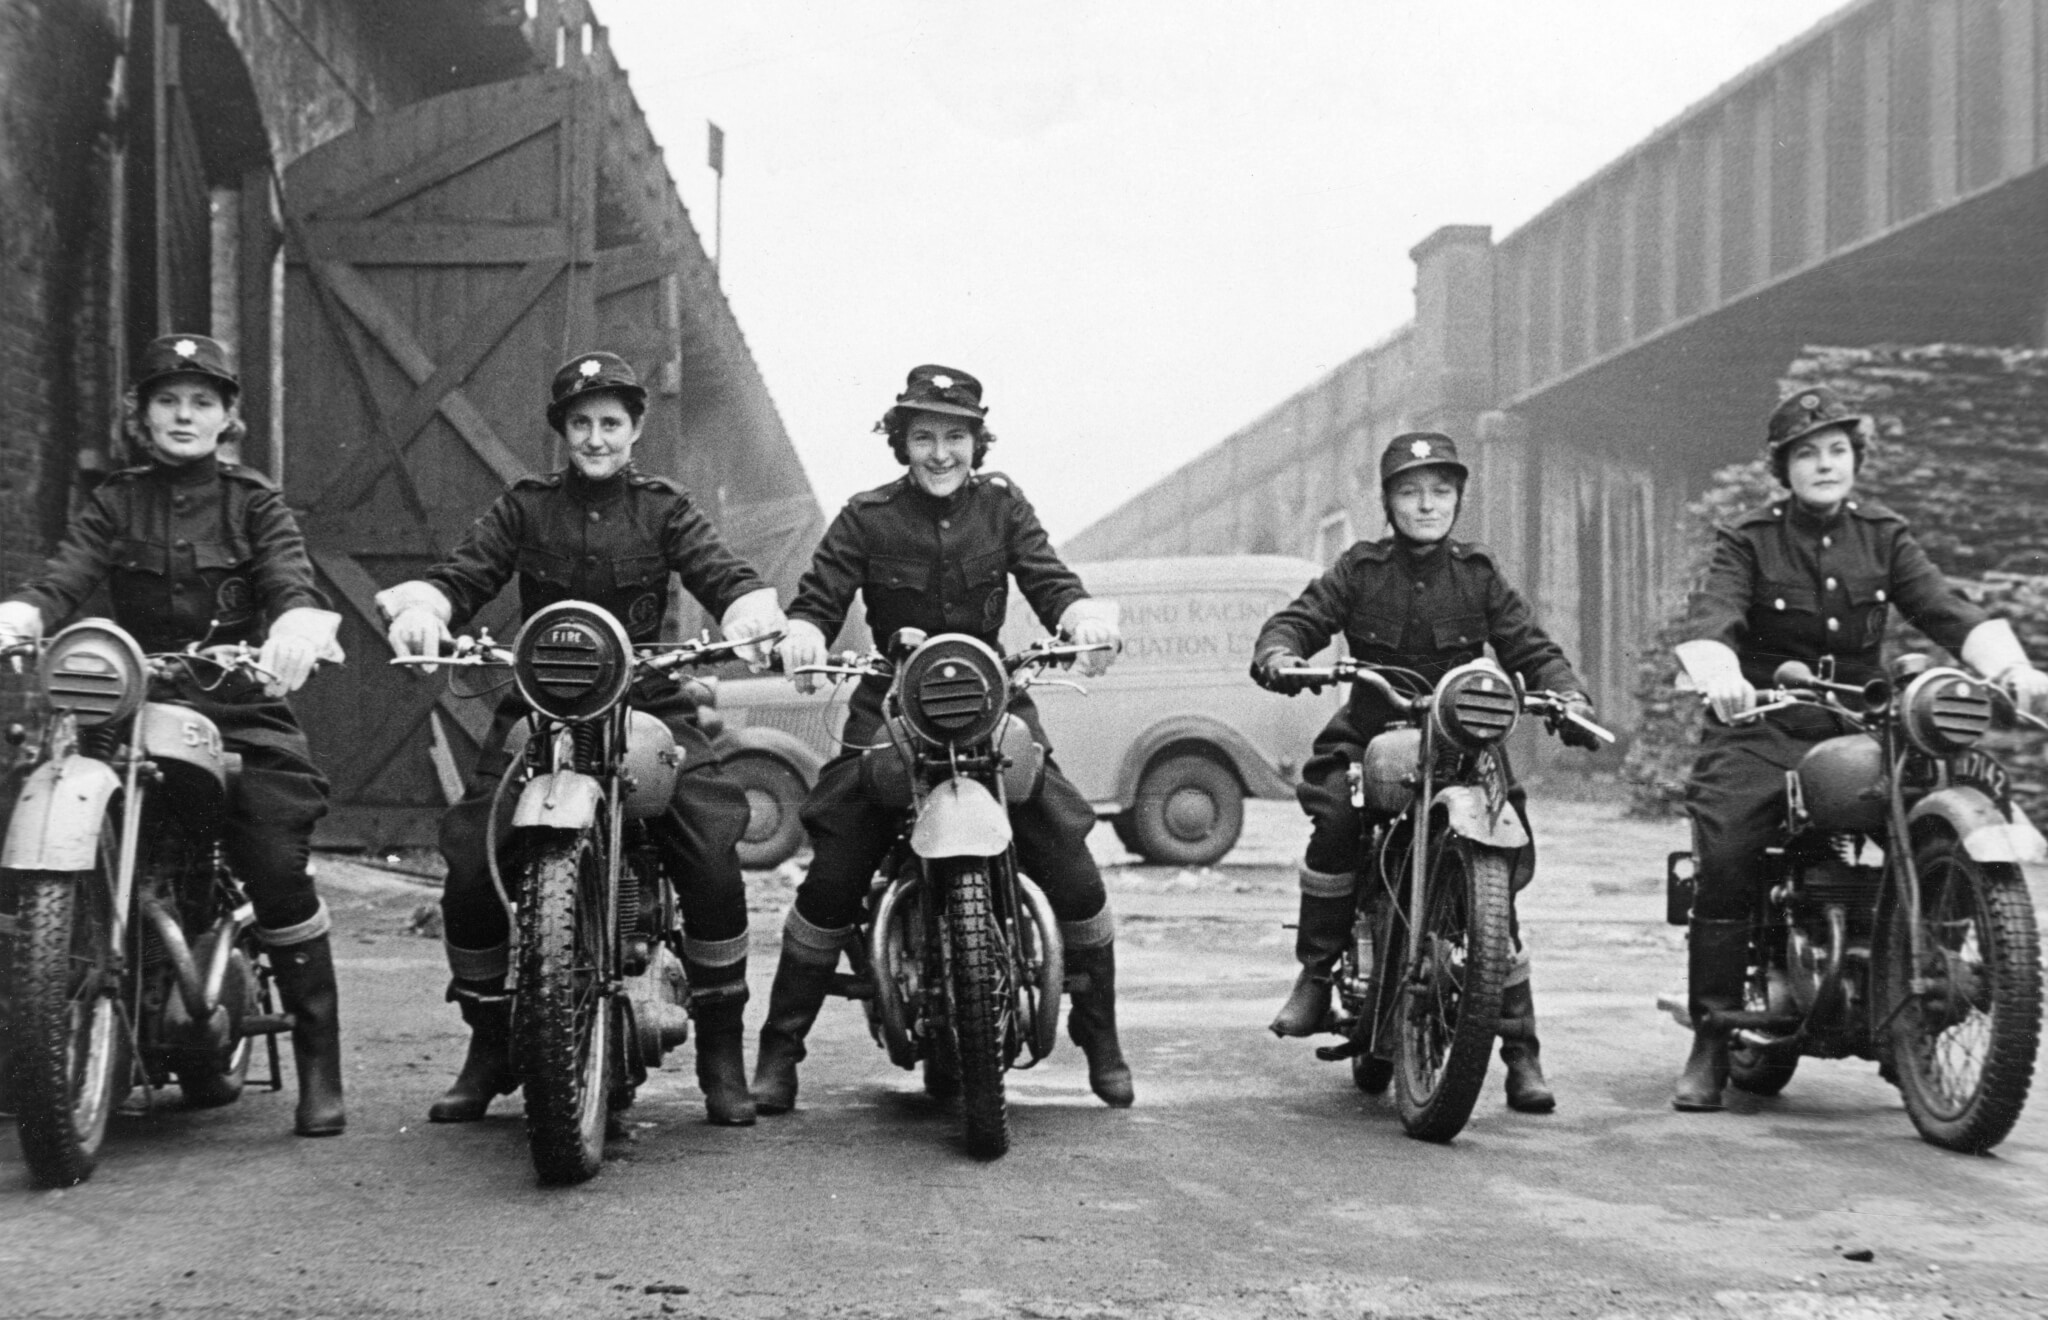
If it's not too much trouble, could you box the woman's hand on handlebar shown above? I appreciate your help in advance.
[1699,672,1757,724]
[776,620,830,694]
[387,608,453,674]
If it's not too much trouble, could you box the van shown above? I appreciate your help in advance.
[714,555,1338,868]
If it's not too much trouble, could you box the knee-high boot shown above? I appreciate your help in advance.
[1270,885,1355,1038]
[686,958,755,1126]
[1064,941,1134,1108]
[1674,917,1749,1112]
[751,950,839,1115]
[269,935,346,1137]
[1497,977,1556,1113]
[428,979,517,1123]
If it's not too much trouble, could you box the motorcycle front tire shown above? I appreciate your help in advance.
[12,867,130,1189]
[1394,839,1512,1143]
[941,859,1011,1159]
[516,830,613,1185]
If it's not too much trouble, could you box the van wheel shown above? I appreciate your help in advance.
[727,754,809,870]
[1129,753,1243,867]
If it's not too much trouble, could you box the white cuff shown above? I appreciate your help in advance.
[1962,619,2030,681]
[269,607,345,658]
[1059,598,1120,632]
[374,580,452,625]
[720,586,782,634]
[1673,639,1743,690]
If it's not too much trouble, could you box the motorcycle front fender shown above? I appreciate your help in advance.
[510,771,604,831]
[909,777,1013,858]
[1,755,122,872]
[1908,786,2048,864]
[1431,783,1529,851]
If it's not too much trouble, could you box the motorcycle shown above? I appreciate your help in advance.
[3,622,307,1187]
[1279,656,1612,1142]
[1665,649,2044,1153]
[392,601,774,1185]
[790,628,1106,1159]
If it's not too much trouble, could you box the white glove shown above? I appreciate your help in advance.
[0,599,43,673]
[1058,598,1121,678]
[776,619,830,695]
[258,607,345,697]
[376,580,454,675]
[719,587,787,672]
[1674,639,1755,724]
[1963,619,2048,718]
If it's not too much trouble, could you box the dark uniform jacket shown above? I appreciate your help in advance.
[789,472,1089,746]
[1687,497,1986,690]
[426,465,765,642]
[1255,536,1582,732]
[8,454,327,653]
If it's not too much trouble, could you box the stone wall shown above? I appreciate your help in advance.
[1622,344,2048,818]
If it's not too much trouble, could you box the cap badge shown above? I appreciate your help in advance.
[174,339,197,359]
[578,358,602,378]
[931,374,954,390]
[1800,394,1819,411]
[1409,439,1433,458]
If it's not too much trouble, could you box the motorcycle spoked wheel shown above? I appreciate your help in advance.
[172,932,259,1108]
[12,833,131,1188]
[1876,832,2042,1154]
[515,831,614,1186]
[938,859,1013,1159]
[1393,838,1512,1142]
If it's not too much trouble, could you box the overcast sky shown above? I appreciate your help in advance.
[599,1,1846,543]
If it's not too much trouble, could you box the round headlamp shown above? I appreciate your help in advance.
[39,619,148,727]
[897,634,1006,747]
[1900,667,1993,757]
[512,602,633,722]
[1430,660,1520,750]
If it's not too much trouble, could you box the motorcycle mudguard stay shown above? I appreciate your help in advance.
[511,771,605,831]
[0,754,121,872]
[910,777,1013,858]
[1431,783,1529,851]
[1906,786,2048,864]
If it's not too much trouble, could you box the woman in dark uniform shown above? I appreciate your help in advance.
[1251,432,1603,1113]
[753,364,1131,1114]
[378,351,785,1128]
[1672,386,2048,1111]
[0,334,349,1136]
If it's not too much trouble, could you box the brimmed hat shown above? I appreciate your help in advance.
[135,334,238,399]
[548,351,647,428]
[886,364,987,424]
[1766,386,1873,453]
[1380,432,1468,486]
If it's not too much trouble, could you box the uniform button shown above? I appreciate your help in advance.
[940,519,951,529]
[1876,589,1886,603]
[1825,577,1837,591]
[1774,598,1786,611]
[588,510,600,523]
[1414,582,1425,593]
[1821,536,1832,548]
[1827,618,1840,632]
[585,555,598,566]
[175,538,189,548]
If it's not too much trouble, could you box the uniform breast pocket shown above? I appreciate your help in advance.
[515,545,573,587]
[193,542,257,622]
[113,538,169,576]
[1846,577,1891,649]
[1350,608,1405,648]
[1431,613,1487,651]
[962,551,1008,630]
[609,553,667,592]
[868,556,930,596]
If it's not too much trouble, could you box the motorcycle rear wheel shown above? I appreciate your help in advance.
[13,864,129,1189]
[1394,840,1511,1142]
[516,832,613,1185]
[1877,833,2042,1153]
[942,860,1011,1159]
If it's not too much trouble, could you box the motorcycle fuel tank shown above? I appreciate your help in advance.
[1795,734,1886,833]
[1356,728,1421,816]
[621,709,680,819]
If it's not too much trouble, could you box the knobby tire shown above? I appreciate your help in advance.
[516,833,612,1185]
[13,868,128,1188]
[942,861,1011,1159]
[1394,840,1512,1142]
[1879,833,2041,1153]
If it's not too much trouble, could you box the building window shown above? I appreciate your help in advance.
[1316,509,1353,564]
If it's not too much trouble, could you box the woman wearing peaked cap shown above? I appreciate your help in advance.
[0,333,350,1136]
[378,350,787,1128]
[1671,385,2048,1111]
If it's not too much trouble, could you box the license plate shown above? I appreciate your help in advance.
[1951,750,2012,810]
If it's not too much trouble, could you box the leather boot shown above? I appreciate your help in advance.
[1497,978,1556,1113]
[270,936,346,1137]
[687,966,756,1127]
[751,952,839,1115]
[1064,942,1134,1108]
[1674,917,1749,1112]
[428,981,517,1123]
[1269,891,1353,1037]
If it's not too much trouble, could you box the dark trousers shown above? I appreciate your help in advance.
[1682,713,1842,922]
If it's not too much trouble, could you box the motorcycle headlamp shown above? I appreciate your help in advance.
[512,602,633,722]
[1430,660,1520,750]
[897,634,1006,747]
[39,619,148,727]
[1900,667,1993,757]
